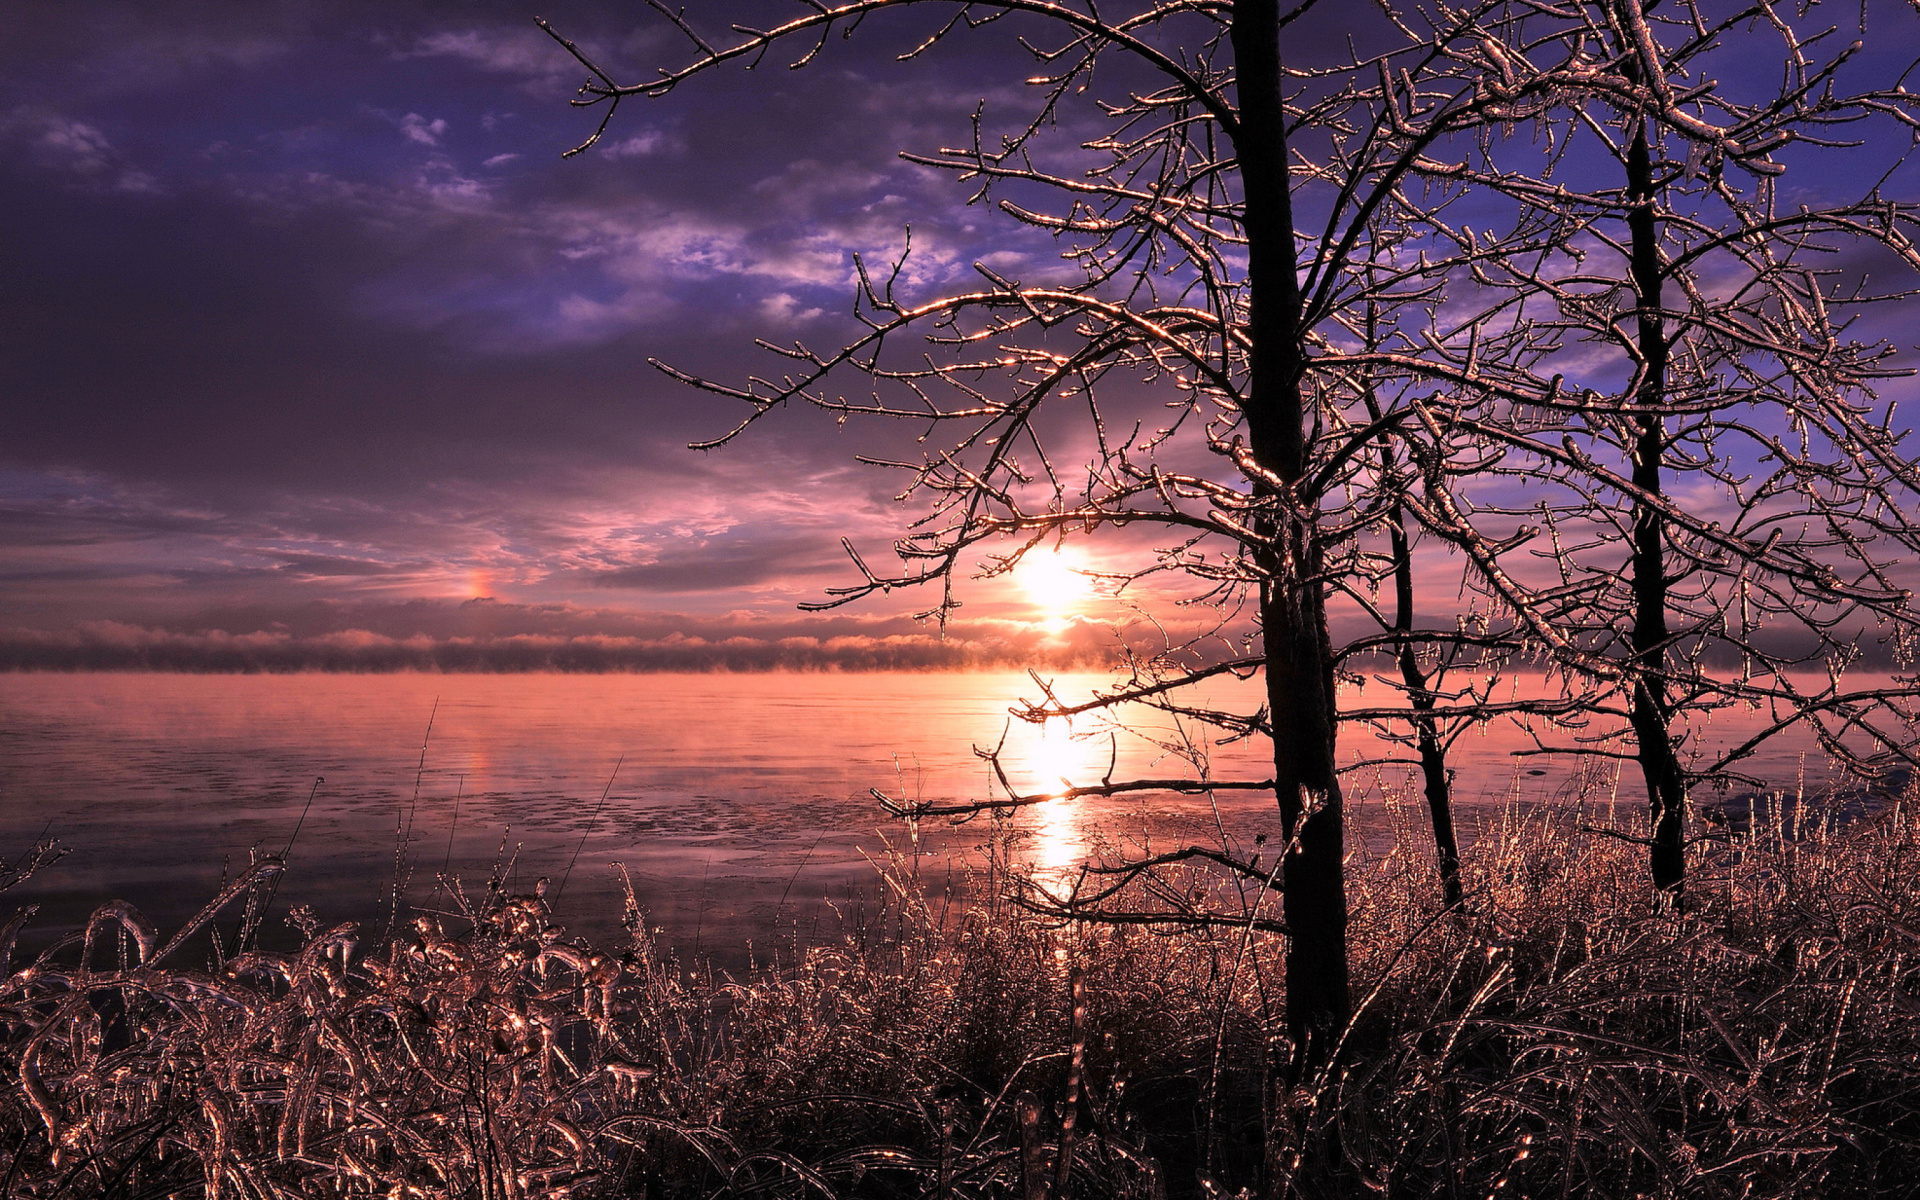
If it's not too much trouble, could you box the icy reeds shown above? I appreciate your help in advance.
[1,792,1917,1198]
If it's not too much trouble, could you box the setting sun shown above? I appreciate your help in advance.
[1018,548,1090,619]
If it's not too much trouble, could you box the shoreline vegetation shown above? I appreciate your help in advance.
[2,784,1916,1198]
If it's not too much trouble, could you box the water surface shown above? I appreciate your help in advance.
[0,671,1862,954]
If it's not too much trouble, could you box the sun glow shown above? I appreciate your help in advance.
[1018,549,1090,629]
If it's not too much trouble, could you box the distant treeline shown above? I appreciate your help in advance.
[0,621,1887,672]
[0,627,1120,672]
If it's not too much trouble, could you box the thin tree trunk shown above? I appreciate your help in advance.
[1624,115,1688,895]
[1231,0,1351,1074]
[1362,303,1464,910]
[1391,517,1465,909]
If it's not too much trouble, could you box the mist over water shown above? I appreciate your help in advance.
[0,671,1864,955]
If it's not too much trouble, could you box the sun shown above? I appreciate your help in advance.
[1019,548,1090,621]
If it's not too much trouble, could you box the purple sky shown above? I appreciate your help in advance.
[5,3,1917,671]
[1,1,1164,668]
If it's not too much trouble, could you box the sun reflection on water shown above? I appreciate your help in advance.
[1011,715,1114,876]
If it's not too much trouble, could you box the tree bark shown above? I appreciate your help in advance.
[1231,0,1352,1074]
[1624,116,1688,896]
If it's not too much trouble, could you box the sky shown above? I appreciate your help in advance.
[4,2,1916,672]
[0,0,1161,669]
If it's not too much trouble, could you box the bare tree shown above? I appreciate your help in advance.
[1345,0,1920,897]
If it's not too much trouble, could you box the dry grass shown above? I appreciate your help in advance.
[1,791,1917,1198]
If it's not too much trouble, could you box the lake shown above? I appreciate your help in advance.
[0,670,1863,957]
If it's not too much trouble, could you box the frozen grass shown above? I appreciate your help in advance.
[1,790,1917,1198]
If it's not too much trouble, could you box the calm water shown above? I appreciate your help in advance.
[0,671,1859,954]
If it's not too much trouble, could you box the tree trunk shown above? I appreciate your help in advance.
[1231,0,1351,1075]
[1363,303,1464,911]
[1624,116,1687,896]
[1392,517,1465,910]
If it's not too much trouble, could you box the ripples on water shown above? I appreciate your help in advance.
[0,671,1859,954]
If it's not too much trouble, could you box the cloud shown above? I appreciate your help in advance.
[398,112,448,146]
[25,111,114,170]
[0,456,923,630]
[599,130,666,159]
[195,157,925,348]
[497,191,982,345]
[757,292,825,325]
[588,540,844,592]
[273,553,423,578]
[406,27,560,73]
[401,26,591,96]
[2,106,160,193]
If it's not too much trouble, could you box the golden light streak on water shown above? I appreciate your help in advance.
[1012,715,1116,876]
